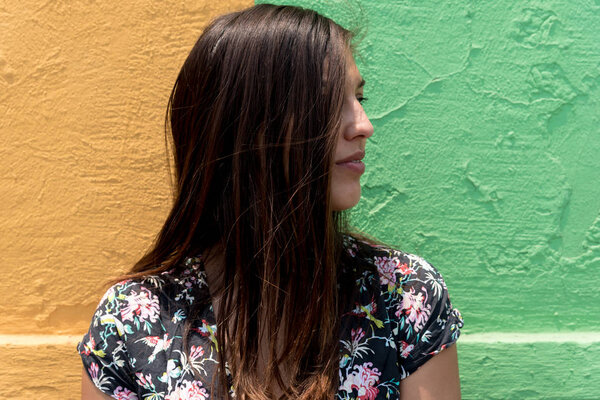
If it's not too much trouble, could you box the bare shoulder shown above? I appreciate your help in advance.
[400,344,461,400]
[81,369,114,400]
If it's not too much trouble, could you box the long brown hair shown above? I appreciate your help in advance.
[126,4,355,398]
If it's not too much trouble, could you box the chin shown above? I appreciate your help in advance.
[331,187,361,211]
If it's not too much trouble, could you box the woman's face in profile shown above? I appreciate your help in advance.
[330,53,374,211]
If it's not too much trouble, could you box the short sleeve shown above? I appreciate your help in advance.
[390,252,463,378]
[78,281,138,398]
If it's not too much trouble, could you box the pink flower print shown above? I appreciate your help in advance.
[345,327,372,359]
[165,380,209,400]
[135,372,158,391]
[112,386,137,400]
[135,372,150,386]
[189,345,205,361]
[397,287,432,332]
[351,327,366,345]
[88,361,112,391]
[374,256,399,287]
[397,262,415,276]
[121,288,160,324]
[88,362,99,381]
[339,362,382,400]
[399,341,414,358]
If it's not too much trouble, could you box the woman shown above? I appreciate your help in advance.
[80,4,463,399]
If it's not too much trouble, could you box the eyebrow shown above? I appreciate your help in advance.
[358,78,366,89]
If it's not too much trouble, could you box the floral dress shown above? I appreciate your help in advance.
[78,235,463,399]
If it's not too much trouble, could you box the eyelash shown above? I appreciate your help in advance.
[357,96,368,104]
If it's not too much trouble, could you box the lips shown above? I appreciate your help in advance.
[335,151,366,174]
[335,151,365,164]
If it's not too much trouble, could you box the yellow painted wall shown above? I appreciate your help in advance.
[0,1,251,398]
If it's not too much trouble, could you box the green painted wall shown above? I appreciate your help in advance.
[258,0,600,398]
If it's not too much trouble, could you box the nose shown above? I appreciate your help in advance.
[346,100,374,140]
[342,99,373,140]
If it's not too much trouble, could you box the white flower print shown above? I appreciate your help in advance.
[424,271,444,299]
[121,288,160,323]
[88,362,112,391]
[339,362,382,400]
[405,253,434,272]
[341,327,373,359]
[397,287,432,332]
[374,256,399,288]
[165,380,209,400]
[112,386,137,400]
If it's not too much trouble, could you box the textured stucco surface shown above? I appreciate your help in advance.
[0,338,81,399]
[0,0,251,398]
[255,0,600,398]
[459,340,600,399]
